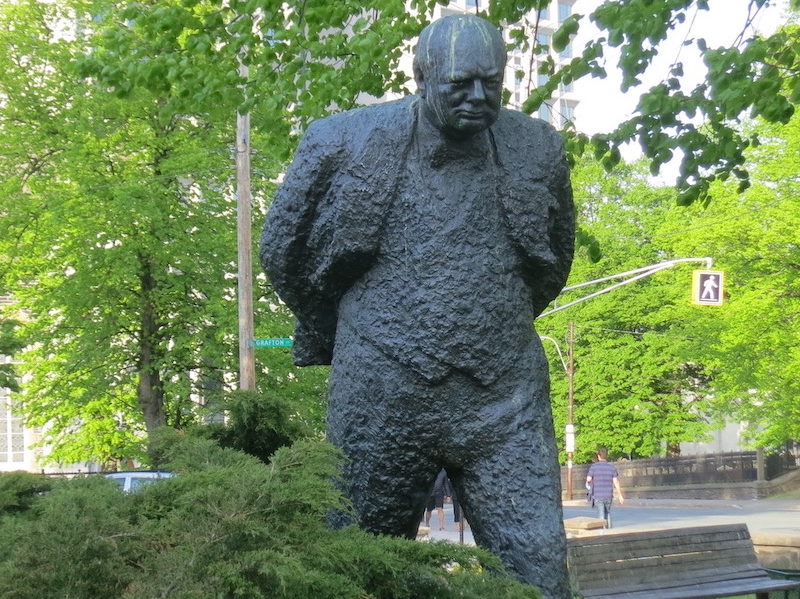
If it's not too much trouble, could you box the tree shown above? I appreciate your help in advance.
[76,0,437,160]
[82,0,800,206]
[657,109,800,449]
[3,0,799,465]
[0,0,327,465]
[543,108,800,460]
[0,0,232,462]
[539,159,715,461]
[516,0,799,205]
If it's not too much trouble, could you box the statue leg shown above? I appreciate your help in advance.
[454,436,569,598]
[446,356,570,599]
[327,333,440,538]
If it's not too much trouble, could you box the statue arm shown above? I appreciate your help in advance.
[260,119,344,365]
[531,129,575,317]
[496,115,575,317]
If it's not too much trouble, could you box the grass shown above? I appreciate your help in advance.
[768,488,800,501]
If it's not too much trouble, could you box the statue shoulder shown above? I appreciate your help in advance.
[494,108,566,171]
[303,96,417,146]
[496,108,562,144]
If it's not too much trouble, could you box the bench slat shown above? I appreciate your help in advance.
[581,576,800,599]
[569,527,752,558]
[568,523,751,547]
[569,537,758,566]
[570,545,760,573]
[576,565,781,595]
[571,559,765,590]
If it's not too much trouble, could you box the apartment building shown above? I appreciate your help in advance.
[0,381,57,473]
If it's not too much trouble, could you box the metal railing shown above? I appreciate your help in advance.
[564,451,798,488]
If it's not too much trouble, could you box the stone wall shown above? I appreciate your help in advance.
[562,463,800,501]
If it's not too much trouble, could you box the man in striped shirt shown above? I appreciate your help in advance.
[586,446,624,528]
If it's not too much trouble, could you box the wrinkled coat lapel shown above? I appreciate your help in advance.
[261,97,574,367]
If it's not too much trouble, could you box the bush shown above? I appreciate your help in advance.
[0,470,60,515]
[0,432,542,598]
[184,391,312,465]
[0,475,139,598]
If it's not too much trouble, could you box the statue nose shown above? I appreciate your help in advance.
[470,79,486,101]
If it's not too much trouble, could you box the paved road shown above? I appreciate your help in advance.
[564,497,800,534]
[422,497,800,545]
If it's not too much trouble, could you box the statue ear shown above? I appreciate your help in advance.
[413,61,427,98]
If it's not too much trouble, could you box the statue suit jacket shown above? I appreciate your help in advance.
[261,95,575,368]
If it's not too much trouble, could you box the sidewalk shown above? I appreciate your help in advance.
[419,504,474,544]
[420,496,800,548]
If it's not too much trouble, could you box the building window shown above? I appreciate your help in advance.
[466,0,479,8]
[560,100,576,125]
[538,7,550,20]
[538,103,552,123]
[560,80,573,93]
[536,32,550,52]
[0,396,24,464]
[558,2,571,21]
[560,42,572,59]
[538,72,549,87]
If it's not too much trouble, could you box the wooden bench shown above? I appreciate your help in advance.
[567,523,800,599]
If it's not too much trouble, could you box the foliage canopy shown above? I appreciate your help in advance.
[542,109,800,460]
[79,0,800,205]
[0,0,328,464]
[0,0,798,465]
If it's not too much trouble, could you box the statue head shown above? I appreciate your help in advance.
[413,15,507,139]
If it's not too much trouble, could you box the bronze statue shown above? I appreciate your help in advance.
[261,14,574,598]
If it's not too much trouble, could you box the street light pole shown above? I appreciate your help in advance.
[540,328,576,500]
[536,258,718,499]
[566,321,575,500]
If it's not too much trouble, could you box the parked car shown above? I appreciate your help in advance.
[104,471,174,493]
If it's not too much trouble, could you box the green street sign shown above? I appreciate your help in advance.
[252,338,294,348]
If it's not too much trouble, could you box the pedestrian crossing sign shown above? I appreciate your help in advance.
[692,270,724,305]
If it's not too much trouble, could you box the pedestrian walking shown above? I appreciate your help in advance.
[586,447,624,528]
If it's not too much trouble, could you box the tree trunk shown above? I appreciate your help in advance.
[137,252,167,434]
[666,442,681,457]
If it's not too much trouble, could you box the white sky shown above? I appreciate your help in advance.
[571,0,789,170]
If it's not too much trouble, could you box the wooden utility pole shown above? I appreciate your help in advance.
[236,60,256,391]
[565,320,576,500]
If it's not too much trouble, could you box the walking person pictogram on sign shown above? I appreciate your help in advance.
[692,270,724,305]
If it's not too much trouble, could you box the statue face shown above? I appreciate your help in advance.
[418,27,505,139]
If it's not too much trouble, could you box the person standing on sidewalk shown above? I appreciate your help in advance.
[586,447,624,528]
[425,469,453,531]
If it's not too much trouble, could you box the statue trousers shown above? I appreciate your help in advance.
[327,322,571,599]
